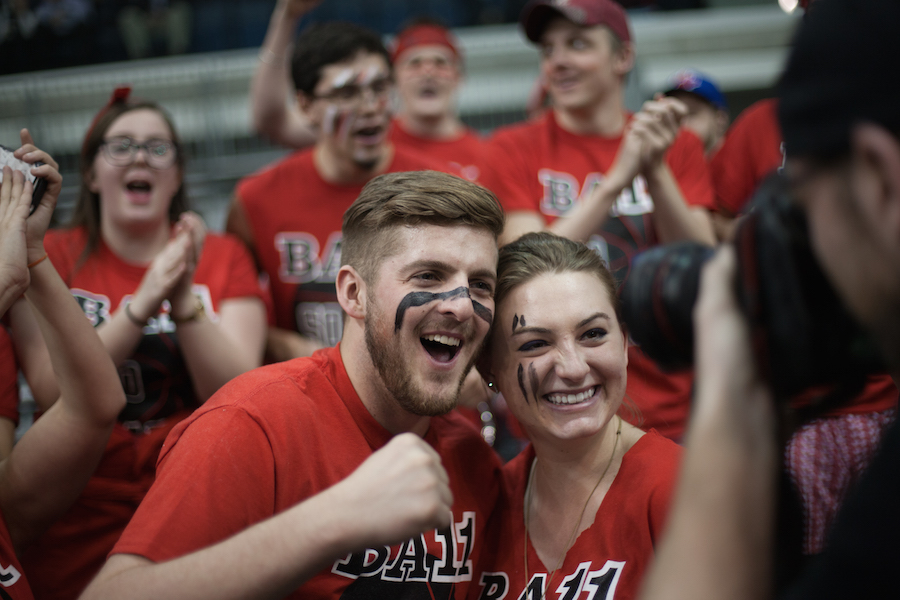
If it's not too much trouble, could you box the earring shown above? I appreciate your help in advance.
[487,381,495,389]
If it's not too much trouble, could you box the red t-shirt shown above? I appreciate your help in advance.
[0,508,33,599]
[469,431,681,600]
[480,111,715,441]
[20,227,268,600]
[0,326,19,426]
[113,345,502,598]
[709,98,784,216]
[236,146,448,347]
[390,119,487,182]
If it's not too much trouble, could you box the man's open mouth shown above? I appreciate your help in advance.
[421,334,461,363]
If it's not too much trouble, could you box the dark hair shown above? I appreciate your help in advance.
[71,96,188,260]
[779,0,900,161]
[291,22,392,96]
[341,170,504,284]
[495,231,621,323]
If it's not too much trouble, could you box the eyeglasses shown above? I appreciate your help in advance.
[313,76,393,107]
[100,136,178,169]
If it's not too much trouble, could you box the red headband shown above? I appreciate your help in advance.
[389,25,462,64]
[81,85,132,160]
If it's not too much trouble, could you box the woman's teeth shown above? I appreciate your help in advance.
[546,386,596,405]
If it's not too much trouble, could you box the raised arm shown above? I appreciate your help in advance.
[80,432,452,600]
[0,135,125,552]
[639,247,777,600]
[251,0,320,148]
[0,164,30,314]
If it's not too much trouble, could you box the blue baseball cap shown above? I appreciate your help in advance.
[664,69,727,112]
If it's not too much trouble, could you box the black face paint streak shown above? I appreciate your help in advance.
[473,300,493,326]
[520,315,526,328]
[528,362,539,403]
[512,314,519,334]
[394,286,492,332]
[517,363,529,404]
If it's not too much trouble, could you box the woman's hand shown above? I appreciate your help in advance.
[13,128,62,263]
[128,230,191,323]
[0,167,31,312]
[169,212,207,317]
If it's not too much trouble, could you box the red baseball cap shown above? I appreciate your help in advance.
[520,0,632,45]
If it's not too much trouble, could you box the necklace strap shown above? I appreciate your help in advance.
[523,416,623,598]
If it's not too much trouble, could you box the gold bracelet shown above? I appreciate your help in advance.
[124,304,148,327]
[27,254,48,269]
[171,296,207,324]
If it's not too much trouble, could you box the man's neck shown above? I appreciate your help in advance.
[340,327,432,437]
[553,95,628,137]
[397,112,464,141]
[313,143,395,185]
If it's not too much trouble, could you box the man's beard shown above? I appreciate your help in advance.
[364,301,473,417]
[353,155,380,171]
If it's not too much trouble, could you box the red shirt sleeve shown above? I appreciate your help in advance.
[112,405,277,562]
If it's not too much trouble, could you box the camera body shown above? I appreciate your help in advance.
[621,172,885,408]
[0,143,46,215]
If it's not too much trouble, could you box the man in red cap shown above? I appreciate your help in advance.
[249,1,485,180]
[479,0,716,442]
[387,18,485,181]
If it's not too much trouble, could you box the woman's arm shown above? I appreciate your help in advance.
[172,297,267,401]
[0,135,124,551]
[168,212,266,401]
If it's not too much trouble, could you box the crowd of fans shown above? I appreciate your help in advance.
[1,0,898,598]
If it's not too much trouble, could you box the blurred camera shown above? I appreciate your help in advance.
[0,143,46,215]
[621,172,886,407]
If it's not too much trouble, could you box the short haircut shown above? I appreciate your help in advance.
[291,22,392,96]
[495,231,621,323]
[341,170,505,284]
[779,0,900,161]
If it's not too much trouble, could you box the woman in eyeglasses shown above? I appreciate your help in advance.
[8,88,268,600]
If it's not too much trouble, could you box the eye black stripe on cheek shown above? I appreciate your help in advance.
[472,301,493,326]
[528,362,539,403]
[518,363,529,404]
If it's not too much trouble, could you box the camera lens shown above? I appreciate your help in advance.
[620,172,887,407]
[620,241,714,371]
